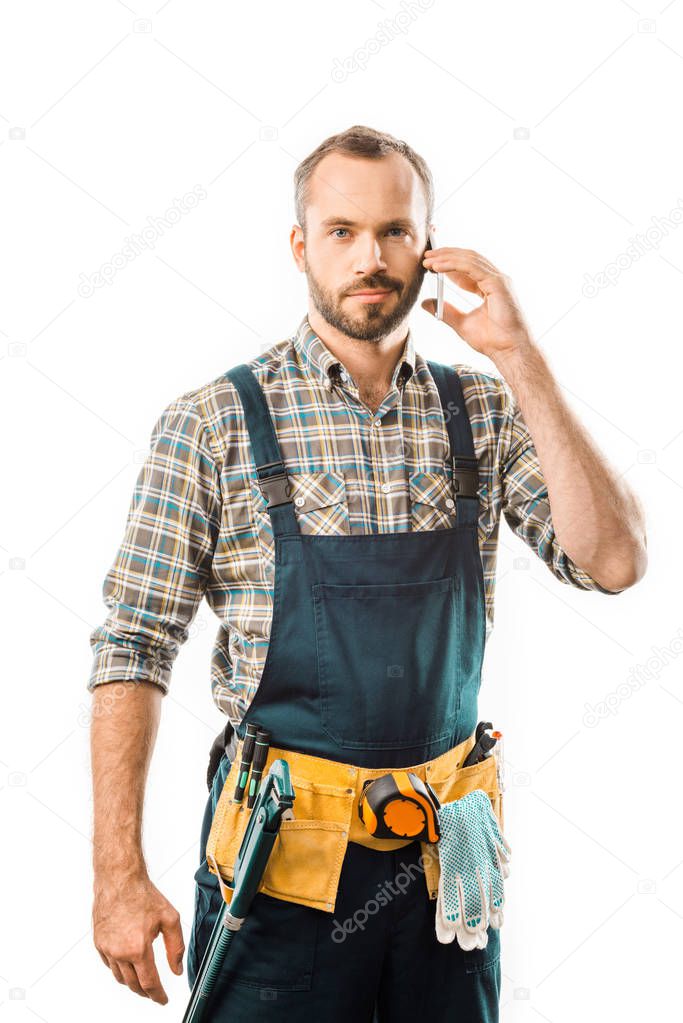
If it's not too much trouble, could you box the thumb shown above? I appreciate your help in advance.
[421,298,468,336]
[161,910,185,974]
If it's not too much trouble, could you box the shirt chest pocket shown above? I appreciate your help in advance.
[410,469,496,543]
[285,470,350,536]
[409,471,458,531]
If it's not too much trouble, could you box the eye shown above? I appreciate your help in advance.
[387,227,407,237]
[331,228,349,239]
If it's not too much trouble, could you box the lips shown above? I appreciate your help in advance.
[349,289,393,296]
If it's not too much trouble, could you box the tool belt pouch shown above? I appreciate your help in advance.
[419,746,504,899]
[206,753,355,913]
[205,733,504,913]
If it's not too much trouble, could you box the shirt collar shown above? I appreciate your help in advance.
[292,314,416,392]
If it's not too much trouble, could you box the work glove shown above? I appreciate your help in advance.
[435,788,512,950]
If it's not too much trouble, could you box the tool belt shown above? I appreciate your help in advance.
[205,728,504,914]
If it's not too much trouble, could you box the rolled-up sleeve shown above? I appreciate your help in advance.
[88,396,222,694]
[498,380,623,595]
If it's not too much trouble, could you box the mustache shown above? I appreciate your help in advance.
[344,279,402,295]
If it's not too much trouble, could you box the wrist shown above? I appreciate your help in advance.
[491,338,544,384]
[93,854,148,886]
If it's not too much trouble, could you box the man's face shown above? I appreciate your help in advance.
[299,152,429,342]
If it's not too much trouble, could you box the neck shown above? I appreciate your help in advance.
[307,307,409,402]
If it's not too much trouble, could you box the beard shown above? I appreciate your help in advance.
[304,258,427,342]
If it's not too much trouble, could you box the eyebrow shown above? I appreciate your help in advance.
[320,216,418,231]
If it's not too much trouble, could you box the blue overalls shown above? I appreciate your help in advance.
[187,360,501,1021]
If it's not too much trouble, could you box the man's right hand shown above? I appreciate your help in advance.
[93,869,185,1004]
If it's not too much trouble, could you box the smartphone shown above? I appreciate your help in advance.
[427,228,444,320]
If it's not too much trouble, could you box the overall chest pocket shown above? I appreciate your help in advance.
[313,576,464,750]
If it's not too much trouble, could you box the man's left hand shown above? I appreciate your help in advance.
[422,247,533,363]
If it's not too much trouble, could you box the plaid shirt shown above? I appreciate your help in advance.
[88,314,619,725]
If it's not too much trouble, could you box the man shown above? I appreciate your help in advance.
[88,125,647,1020]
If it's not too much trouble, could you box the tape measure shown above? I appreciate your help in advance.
[358,771,441,844]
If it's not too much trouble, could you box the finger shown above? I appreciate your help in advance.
[480,863,501,929]
[488,862,505,930]
[160,907,185,975]
[424,253,502,289]
[455,918,483,951]
[424,247,500,273]
[454,874,481,951]
[491,819,512,861]
[473,867,490,932]
[421,298,472,337]
[434,872,457,944]
[423,249,491,271]
[457,870,485,934]
[118,960,149,998]
[486,858,506,925]
[103,954,125,985]
[428,266,485,297]
[482,824,511,882]
[133,946,168,1004]
[496,839,512,879]
[454,875,485,951]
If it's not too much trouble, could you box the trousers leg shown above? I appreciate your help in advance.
[186,751,231,990]
[185,755,395,1022]
[375,840,502,1022]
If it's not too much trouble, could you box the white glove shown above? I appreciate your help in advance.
[435,788,511,950]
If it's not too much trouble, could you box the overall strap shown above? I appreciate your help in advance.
[225,363,300,537]
[426,361,479,527]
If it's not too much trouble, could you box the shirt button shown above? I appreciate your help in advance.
[373,417,382,427]
[340,370,348,382]
[381,482,392,493]
[445,497,455,509]
[294,496,305,507]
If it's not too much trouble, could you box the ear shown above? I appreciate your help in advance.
[290,224,306,271]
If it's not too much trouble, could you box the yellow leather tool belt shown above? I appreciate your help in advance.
[205,728,504,914]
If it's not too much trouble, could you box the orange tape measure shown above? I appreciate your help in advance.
[358,771,441,844]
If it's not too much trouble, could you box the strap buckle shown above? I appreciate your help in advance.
[256,460,292,508]
[451,456,480,499]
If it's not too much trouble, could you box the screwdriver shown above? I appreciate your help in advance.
[233,722,259,802]
[246,728,272,808]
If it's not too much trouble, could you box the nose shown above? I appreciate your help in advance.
[353,236,388,277]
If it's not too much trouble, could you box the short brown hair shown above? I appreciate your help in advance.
[293,125,434,234]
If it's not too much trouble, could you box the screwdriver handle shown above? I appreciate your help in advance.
[246,729,271,808]
[233,722,259,802]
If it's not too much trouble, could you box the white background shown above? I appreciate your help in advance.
[1,1,681,1019]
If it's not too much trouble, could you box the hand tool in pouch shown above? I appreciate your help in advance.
[246,728,271,808]
[232,721,259,802]
[461,721,503,767]
[182,758,295,1023]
